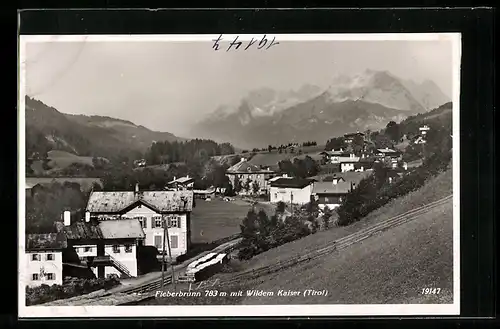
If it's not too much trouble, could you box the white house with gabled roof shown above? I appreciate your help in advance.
[85,184,194,258]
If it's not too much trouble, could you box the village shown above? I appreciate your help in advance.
[24,123,433,305]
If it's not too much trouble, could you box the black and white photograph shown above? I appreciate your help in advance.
[18,33,461,317]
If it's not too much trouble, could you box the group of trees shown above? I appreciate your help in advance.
[237,205,312,260]
[237,199,337,260]
[302,141,317,147]
[277,156,320,179]
[231,176,261,196]
[144,139,235,166]
[26,182,89,234]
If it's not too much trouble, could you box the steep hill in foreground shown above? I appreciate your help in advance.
[221,168,452,305]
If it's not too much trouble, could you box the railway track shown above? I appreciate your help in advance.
[119,238,243,295]
[217,194,453,287]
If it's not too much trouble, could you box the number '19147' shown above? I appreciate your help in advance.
[421,288,441,295]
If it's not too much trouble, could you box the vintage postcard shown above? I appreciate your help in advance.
[18,33,461,318]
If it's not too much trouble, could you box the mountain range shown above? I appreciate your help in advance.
[25,96,184,159]
[191,69,450,149]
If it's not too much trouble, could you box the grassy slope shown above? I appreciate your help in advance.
[146,167,453,305]
[216,168,453,274]
[241,199,453,304]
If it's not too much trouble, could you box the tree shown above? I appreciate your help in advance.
[233,176,242,194]
[252,180,260,195]
[385,121,401,142]
[325,137,346,151]
[243,178,252,192]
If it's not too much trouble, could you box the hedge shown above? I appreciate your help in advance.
[25,275,120,306]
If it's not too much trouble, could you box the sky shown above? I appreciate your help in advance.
[23,37,454,137]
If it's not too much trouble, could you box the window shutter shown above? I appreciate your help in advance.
[177,216,181,228]
[167,216,171,228]
[151,218,155,228]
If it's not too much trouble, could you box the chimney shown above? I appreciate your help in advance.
[85,211,90,223]
[283,173,288,178]
[63,210,71,226]
[186,174,189,179]
[332,179,338,185]
[174,176,177,181]
[241,157,246,162]
[135,183,139,193]
[403,162,408,171]
[361,166,364,172]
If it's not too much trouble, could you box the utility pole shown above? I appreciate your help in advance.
[164,216,176,292]
[161,217,166,290]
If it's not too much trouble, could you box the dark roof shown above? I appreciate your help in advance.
[228,159,274,173]
[270,178,315,188]
[63,221,104,240]
[63,219,145,241]
[86,190,194,213]
[99,219,145,239]
[26,233,67,251]
[167,176,194,185]
[344,132,365,137]
[312,181,352,194]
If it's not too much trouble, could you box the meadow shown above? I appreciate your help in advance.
[190,198,255,244]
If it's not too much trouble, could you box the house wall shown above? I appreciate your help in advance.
[315,194,345,210]
[227,173,273,193]
[73,242,138,278]
[270,184,313,205]
[341,163,356,172]
[25,250,63,287]
[123,206,188,258]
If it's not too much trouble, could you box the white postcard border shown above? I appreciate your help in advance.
[18,33,461,318]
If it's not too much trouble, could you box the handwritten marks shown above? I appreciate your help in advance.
[212,34,280,52]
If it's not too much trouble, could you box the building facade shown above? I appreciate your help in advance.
[85,185,193,258]
[226,158,276,195]
[269,177,315,205]
[25,233,66,287]
[64,219,145,278]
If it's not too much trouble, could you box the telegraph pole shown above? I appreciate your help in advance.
[164,216,176,292]
[161,217,166,289]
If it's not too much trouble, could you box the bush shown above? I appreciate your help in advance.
[237,207,313,260]
[25,276,121,306]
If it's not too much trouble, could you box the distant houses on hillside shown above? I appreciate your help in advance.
[226,158,276,195]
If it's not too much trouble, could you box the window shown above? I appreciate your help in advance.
[112,245,120,253]
[46,273,55,280]
[46,253,54,261]
[124,245,133,253]
[168,215,180,228]
[135,216,147,229]
[31,254,40,261]
[153,216,163,228]
[84,247,92,253]
[32,273,39,281]
[154,235,162,249]
[170,235,178,249]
